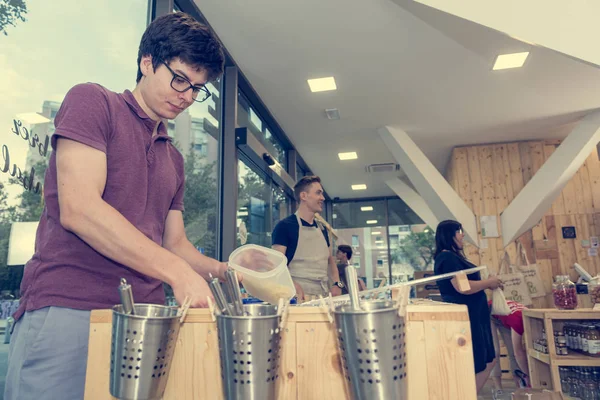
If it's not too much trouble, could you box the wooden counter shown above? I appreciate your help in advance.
[84,299,477,399]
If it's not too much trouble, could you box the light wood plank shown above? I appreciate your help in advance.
[493,145,510,261]
[296,322,348,400]
[571,164,588,215]
[166,322,222,400]
[454,147,473,210]
[278,322,298,400]
[586,148,600,212]
[561,175,579,215]
[406,321,429,400]
[466,146,483,216]
[578,160,595,214]
[555,215,578,279]
[508,143,525,197]
[465,146,483,265]
[423,320,477,400]
[501,144,515,203]
[84,324,115,400]
[479,146,499,271]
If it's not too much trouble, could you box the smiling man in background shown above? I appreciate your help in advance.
[272,176,342,300]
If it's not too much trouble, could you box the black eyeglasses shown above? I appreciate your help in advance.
[161,61,211,103]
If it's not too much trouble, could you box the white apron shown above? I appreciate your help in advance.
[288,213,330,297]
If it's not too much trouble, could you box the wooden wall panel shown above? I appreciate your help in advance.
[446,139,599,309]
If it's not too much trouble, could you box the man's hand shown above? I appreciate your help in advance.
[170,263,214,308]
[214,262,243,283]
[330,286,342,297]
[293,281,305,302]
[231,248,274,272]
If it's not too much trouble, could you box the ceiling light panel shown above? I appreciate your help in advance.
[493,52,529,70]
[338,152,357,161]
[360,206,373,211]
[352,184,367,191]
[307,77,337,92]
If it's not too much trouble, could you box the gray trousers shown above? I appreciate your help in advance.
[491,318,520,378]
[4,306,91,400]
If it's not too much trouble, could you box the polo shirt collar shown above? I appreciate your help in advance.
[121,89,171,139]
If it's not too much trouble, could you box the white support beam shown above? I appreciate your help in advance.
[409,0,600,67]
[378,126,478,245]
[501,111,600,247]
[386,178,439,230]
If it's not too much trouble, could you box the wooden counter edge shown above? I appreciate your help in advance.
[523,308,600,320]
[90,300,469,324]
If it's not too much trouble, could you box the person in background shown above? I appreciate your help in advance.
[336,244,367,294]
[5,13,228,400]
[272,176,343,301]
[433,220,503,394]
[489,300,530,399]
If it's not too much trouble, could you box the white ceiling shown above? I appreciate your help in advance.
[196,0,600,199]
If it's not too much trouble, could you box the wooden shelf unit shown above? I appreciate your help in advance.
[522,308,600,392]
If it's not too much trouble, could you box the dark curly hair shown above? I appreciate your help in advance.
[136,12,225,83]
[337,245,353,260]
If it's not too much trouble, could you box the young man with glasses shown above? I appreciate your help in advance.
[5,12,227,399]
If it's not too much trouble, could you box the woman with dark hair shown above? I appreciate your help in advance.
[434,220,503,393]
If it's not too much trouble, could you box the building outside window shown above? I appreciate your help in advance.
[237,91,287,168]
[0,0,150,302]
[332,198,431,287]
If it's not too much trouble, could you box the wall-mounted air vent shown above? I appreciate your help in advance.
[365,163,400,173]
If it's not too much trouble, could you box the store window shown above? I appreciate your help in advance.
[272,185,288,227]
[387,198,431,283]
[236,158,291,249]
[168,79,221,258]
[296,162,308,181]
[332,200,388,289]
[237,91,287,167]
[237,159,271,247]
[0,0,149,301]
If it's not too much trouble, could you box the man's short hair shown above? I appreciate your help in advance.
[136,12,225,83]
[337,245,352,260]
[294,176,321,202]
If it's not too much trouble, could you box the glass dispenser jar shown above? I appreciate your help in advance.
[553,275,578,310]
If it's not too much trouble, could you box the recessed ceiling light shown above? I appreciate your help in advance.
[352,184,367,191]
[338,152,357,161]
[238,211,248,216]
[361,206,373,211]
[307,77,337,92]
[366,220,378,224]
[493,52,529,70]
[375,240,383,244]
[371,232,381,235]
[325,108,340,120]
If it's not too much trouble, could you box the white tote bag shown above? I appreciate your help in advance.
[491,288,512,316]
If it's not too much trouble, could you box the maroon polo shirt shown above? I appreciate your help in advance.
[14,83,185,321]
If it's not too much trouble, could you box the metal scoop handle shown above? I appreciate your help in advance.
[224,268,244,316]
[118,278,136,315]
[209,275,230,316]
[345,266,362,311]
